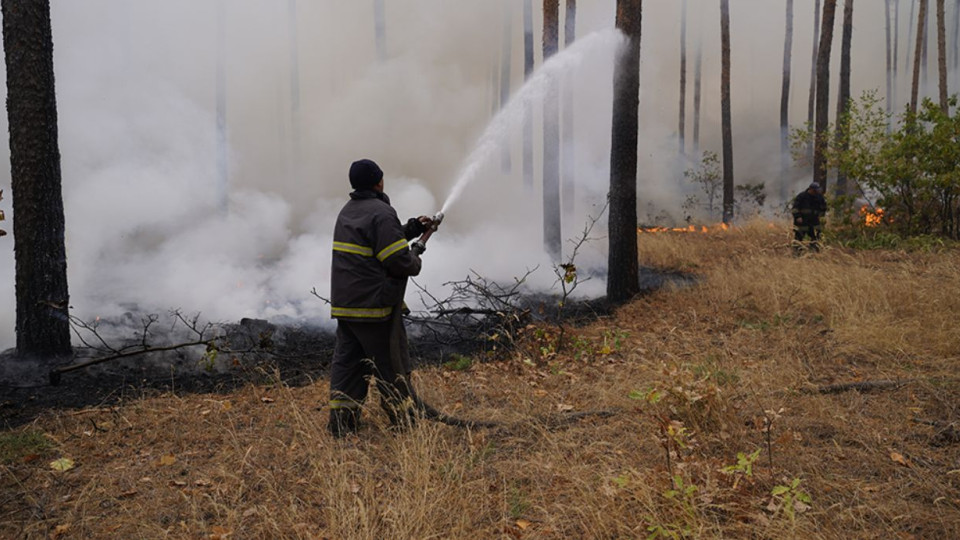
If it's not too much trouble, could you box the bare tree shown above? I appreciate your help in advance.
[780,0,794,190]
[911,0,929,115]
[543,0,561,260]
[678,0,688,155]
[2,0,72,356]
[813,0,838,192]
[720,0,734,224]
[808,0,822,137]
[836,0,854,196]
[894,0,900,110]
[693,25,703,154]
[523,0,534,190]
[607,0,642,303]
[936,0,948,113]
[562,0,576,221]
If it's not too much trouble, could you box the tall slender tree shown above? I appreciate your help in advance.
[936,0,948,112]
[836,0,854,196]
[808,0,822,133]
[922,0,930,97]
[607,0,642,303]
[693,26,703,154]
[522,0,534,190]
[2,0,72,356]
[911,0,929,115]
[720,0,734,224]
[812,0,838,191]
[894,0,900,109]
[543,0,561,260]
[780,0,794,187]
[908,0,917,86]
[886,0,894,120]
[678,0,687,155]
[561,0,576,221]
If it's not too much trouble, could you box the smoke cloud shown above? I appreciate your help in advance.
[0,1,950,348]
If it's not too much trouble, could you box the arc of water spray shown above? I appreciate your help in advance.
[438,30,625,217]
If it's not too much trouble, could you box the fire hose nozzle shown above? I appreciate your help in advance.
[430,211,444,231]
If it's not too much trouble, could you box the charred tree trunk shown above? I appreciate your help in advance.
[2,0,72,356]
[912,0,928,115]
[813,0,838,192]
[936,0,948,113]
[500,0,513,172]
[562,0,576,221]
[678,0,687,155]
[781,0,794,187]
[522,0,534,190]
[374,0,386,62]
[836,0,854,196]
[216,0,228,212]
[808,0,822,136]
[607,0,642,303]
[693,29,702,154]
[543,0,561,260]
[720,0,734,224]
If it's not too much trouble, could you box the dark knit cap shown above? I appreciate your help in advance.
[349,159,383,190]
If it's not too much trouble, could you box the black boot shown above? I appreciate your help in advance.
[328,407,361,438]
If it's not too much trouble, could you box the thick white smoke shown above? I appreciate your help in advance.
[0,1,949,348]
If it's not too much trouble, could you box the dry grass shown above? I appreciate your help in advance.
[3,223,960,539]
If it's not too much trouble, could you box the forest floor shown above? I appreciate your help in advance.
[1,221,959,539]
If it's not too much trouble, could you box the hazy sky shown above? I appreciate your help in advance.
[0,1,953,348]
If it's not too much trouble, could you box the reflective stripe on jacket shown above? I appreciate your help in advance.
[330,190,421,322]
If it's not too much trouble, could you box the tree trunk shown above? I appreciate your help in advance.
[500,0,513,172]
[780,0,794,188]
[836,0,854,196]
[953,0,958,77]
[1,0,72,356]
[607,0,642,303]
[693,28,702,155]
[562,0,576,221]
[922,0,930,98]
[936,0,947,113]
[813,0,838,191]
[374,0,386,62]
[886,0,894,121]
[894,0,900,110]
[720,0,734,224]
[911,0,928,115]
[808,0,821,133]
[522,0,534,190]
[908,0,917,89]
[678,0,687,155]
[543,0,561,260]
[216,0,228,212]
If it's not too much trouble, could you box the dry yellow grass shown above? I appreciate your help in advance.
[2,224,959,539]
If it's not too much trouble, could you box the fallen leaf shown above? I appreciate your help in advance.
[516,519,532,530]
[242,508,257,518]
[349,482,361,494]
[22,453,39,464]
[890,451,912,468]
[533,389,548,397]
[557,403,574,413]
[260,397,275,404]
[194,479,212,487]
[209,525,232,539]
[49,458,75,472]
[170,480,187,487]
[221,401,232,412]
[52,524,70,538]
[158,454,177,466]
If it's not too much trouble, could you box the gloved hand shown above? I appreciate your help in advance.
[411,241,426,256]
[405,217,428,239]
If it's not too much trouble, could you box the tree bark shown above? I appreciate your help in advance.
[812,0,838,191]
[720,0,734,224]
[607,0,642,304]
[561,0,576,221]
[542,0,561,261]
[500,0,513,172]
[911,0,928,115]
[678,0,687,155]
[886,0,894,121]
[836,0,854,196]
[894,0,900,110]
[922,0,930,98]
[522,0,534,190]
[2,0,72,356]
[780,0,794,187]
[808,0,822,133]
[693,28,702,154]
[936,0,947,113]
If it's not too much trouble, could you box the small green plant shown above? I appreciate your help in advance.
[507,487,530,519]
[647,475,700,539]
[200,343,219,372]
[0,430,53,464]
[770,477,812,522]
[443,353,473,371]
[720,448,761,489]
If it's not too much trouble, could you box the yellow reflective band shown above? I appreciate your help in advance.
[377,238,409,261]
[331,306,393,318]
[329,399,360,410]
[332,241,373,257]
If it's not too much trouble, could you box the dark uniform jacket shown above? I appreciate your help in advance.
[792,190,828,227]
[330,190,422,322]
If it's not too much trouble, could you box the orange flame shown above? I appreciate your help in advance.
[859,205,884,227]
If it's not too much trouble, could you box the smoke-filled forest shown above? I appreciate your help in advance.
[1,1,959,538]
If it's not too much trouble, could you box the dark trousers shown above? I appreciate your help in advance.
[793,224,822,253]
[328,316,417,436]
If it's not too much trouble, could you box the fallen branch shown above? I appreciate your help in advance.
[805,379,912,395]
